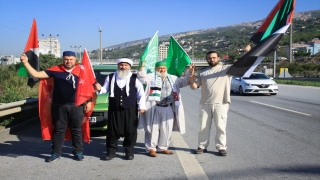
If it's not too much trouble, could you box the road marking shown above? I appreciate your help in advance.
[171,132,209,180]
[250,101,312,116]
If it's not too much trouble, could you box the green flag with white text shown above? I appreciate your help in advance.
[166,36,192,77]
[138,31,158,73]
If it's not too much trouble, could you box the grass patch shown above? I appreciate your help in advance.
[275,79,320,87]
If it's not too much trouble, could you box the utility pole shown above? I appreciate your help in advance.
[99,27,102,64]
[192,39,194,60]
[42,34,59,56]
[289,22,293,63]
[70,45,82,61]
[273,51,276,78]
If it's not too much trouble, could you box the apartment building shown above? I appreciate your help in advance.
[39,36,61,57]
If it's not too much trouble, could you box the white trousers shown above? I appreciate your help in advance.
[145,105,174,152]
[198,103,229,150]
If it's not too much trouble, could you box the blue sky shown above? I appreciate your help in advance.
[0,0,319,56]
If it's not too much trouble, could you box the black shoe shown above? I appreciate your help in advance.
[47,154,61,162]
[104,149,116,161]
[125,153,134,160]
[195,147,208,154]
[74,153,84,161]
[124,148,134,160]
[218,150,227,156]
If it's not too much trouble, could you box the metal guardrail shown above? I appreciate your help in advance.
[0,98,38,117]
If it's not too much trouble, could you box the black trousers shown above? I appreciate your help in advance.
[51,103,84,156]
[107,105,138,153]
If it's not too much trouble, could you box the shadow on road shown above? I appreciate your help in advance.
[0,122,147,161]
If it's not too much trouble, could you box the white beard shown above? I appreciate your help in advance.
[117,69,130,78]
[156,71,168,78]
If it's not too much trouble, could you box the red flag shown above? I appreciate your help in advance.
[75,49,97,142]
[75,48,96,106]
[18,18,39,88]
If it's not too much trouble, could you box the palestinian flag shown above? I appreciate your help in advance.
[227,0,295,77]
[18,18,39,88]
[166,36,192,77]
[251,0,295,44]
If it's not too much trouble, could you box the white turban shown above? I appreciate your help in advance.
[116,58,133,66]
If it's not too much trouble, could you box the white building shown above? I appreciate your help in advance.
[0,55,20,65]
[39,36,61,57]
[159,44,169,61]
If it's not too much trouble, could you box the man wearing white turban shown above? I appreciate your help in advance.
[94,58,146,161]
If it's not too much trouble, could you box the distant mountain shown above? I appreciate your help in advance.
[99,9,320,51]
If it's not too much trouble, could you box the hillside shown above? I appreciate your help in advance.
[90,9,320,60]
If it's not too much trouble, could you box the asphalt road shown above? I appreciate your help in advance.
[0,84,319,180]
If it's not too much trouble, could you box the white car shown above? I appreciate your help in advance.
[231,72,278,95]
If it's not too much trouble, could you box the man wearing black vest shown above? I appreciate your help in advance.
[94,58,146,160]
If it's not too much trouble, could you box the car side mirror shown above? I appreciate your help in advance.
[235,77,240,81]
[270,77,274,80]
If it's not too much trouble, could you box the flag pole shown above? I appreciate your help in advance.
[273,51,276,78]
[289,23,293,63]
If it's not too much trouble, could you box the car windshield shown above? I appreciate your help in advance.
[94,70,114,85]
[243,73,269,79]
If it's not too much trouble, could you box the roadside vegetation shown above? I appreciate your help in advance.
[0,54,61,128]
[275,79,320,87]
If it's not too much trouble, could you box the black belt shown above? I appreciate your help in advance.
[156,103,172,107]
[53,103,83,106]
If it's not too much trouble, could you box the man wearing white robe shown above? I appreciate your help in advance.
[137,61,192,157]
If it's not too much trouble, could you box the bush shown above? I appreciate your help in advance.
[0,54,62,103]
[0,64,38,103]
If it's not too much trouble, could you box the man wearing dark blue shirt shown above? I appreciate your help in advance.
[20,51,92,162]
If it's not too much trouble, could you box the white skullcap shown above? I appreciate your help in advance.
[116,58,133,66]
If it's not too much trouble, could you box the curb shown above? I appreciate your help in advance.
[0,117,39,138]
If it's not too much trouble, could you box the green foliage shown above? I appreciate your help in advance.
[275,79,320,87]
[0,54,62,103]
[90,15,320,62]
[276,61,320,76]
[39,53,62,70]
[294,50,311,57]
[0,64,38,103]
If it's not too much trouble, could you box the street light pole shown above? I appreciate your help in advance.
[289,23,293,63]
[99,27,102,64]
[192,39,194,60]
[70,45,82,61]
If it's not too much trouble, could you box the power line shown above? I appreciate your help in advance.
[0,37,24,43]
[0,42,23,47]
[0,34,26,41]
[0,24,28,33]
[0,17,30,28]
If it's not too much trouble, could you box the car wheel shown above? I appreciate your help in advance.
[270,93,277,95]
[239,86,245,96]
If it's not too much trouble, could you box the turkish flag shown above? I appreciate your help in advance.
[75,49,97,142]
[75,48,96,106]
